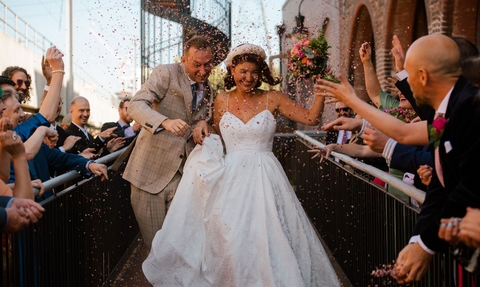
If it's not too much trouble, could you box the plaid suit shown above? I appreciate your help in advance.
[123,63,213,246]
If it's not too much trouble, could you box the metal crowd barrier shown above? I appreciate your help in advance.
[293,130,476,286]
[1,147,139,286]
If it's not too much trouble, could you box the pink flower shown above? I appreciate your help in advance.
[432,117,447,134]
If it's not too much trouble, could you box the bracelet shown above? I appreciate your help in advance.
[52,70,65,74]
[44,85,50,92]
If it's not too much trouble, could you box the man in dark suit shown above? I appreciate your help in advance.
[65,96,122,158]
[316,34,480,283]
[325,102,353,145]
[100,97,139,149]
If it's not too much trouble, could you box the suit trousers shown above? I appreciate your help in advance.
[130,171,182,247]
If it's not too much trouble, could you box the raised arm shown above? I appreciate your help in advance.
[359,42,382,107]
[274,90,325,126]
[316,75,429,145]
[1,131,33,199]
[38,47,64,123]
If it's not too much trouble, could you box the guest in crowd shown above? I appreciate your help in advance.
[65,96,122,158]
[316,34,480,284]
[1,66,32,104]
[100,97,139,149]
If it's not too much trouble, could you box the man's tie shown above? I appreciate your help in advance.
[191,83,199,112]
[341,130,347,144]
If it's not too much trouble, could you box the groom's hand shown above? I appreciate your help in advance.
[162,119,190,137]
[395,242,432,284]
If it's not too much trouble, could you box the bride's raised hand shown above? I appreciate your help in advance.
[315,75,358,106]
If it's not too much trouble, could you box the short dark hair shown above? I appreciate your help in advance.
[223,54,282,90]
[462,56,480,86]
[183,36,214,55]
[119,97,131,108]
[0,76,15,87]
[1,66,32,103]
[451,36,479,62]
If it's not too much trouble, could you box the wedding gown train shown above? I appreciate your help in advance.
[143,108,340,286]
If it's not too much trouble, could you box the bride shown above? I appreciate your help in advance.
[142,44,340,287]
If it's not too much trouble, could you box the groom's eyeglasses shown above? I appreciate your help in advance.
[335,107,350,113]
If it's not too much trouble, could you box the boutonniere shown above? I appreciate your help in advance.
[429,116,448,148]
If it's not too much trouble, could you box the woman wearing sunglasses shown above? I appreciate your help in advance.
[2,66,32,104]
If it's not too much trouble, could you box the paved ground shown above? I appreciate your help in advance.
[105,233,350,287]
[104,238,151,287]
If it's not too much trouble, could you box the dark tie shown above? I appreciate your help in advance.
[191,83,199,112]
[122,124,129,130]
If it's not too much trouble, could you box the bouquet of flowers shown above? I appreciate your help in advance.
[383,107,417,123]
[287,31,338,82]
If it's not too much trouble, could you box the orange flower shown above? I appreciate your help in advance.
[301,57,308,64]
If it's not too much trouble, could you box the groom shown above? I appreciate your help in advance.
[123,36,215,247]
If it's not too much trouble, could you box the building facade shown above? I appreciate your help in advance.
[280,0,479,123]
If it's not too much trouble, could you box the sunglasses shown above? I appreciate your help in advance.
[335,107,351,113]
[16,79,31,89]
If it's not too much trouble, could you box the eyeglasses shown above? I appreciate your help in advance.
[15,79,30,89]
[335,107,351,113]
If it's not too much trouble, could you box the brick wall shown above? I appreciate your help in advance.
[281,0,479,108]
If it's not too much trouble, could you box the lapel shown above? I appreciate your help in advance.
[178,64,193,123]
[69,123,92,143]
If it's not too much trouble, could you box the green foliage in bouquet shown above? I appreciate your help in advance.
[288,31,339,82]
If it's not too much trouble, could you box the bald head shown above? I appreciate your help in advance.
[70,96,90,126]
[406,34,462,78]
[405,34,463,108]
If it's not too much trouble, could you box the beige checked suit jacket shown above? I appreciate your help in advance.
[123,63,214,194]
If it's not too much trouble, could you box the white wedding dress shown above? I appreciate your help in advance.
[143,100,340,287]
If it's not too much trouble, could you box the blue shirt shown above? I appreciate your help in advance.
[14,113,50,141]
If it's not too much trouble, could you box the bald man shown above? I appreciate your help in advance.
[65,96,119,157]
[316,34,480,283]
